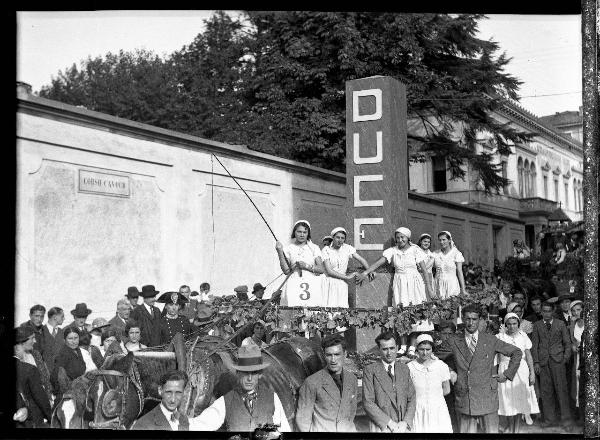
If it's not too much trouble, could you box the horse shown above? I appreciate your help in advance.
[51,334,326,430]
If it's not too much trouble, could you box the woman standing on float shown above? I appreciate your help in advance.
[356,227,434,307]
[275,220,325,306]
[417,233,435,300]
[433,231,466,299]
[321,227,370,308]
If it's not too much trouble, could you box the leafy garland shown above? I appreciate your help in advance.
[207,285,502,337]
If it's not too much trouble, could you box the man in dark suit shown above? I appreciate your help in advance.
[131,370,189,430]
[64,303,92,339]
[126,286,140,310]
[553,294,572,326]
[108,299,131,340]
[40,307,65,371]
[446,303,522,433]
[14,327,52,428]
[295,335,358,432]
[130,285,162,347]
[362,331,416,433]
[19,305,47,358]
[531,301,573,429]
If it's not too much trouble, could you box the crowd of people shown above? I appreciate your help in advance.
[13,219,587,433]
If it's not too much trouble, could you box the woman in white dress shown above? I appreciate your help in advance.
[321,227,370,308]
[357,226,433,307]
[496,312,539,433]
[569,300,584,416]
[417,233,435,300]
[241,320,269,349]
[275,220,324,307]
[433,231,466,299]
[407,334,453,433]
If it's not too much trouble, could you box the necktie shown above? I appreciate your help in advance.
[52,327,58,337]
[332,374,343,393]
[243,391,256,413]
[468,334,477,354]
[387,364,394,381]
[170,409,179,423]
[545,320,552,332]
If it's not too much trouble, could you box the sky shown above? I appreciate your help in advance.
[17,11,582,118]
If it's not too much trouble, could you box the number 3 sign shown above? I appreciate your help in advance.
[284,272,323,306]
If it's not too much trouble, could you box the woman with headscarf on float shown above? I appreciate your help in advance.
[275,220,325,307]
[321,226,370,308]
[417,233,435,300]
[357,226,434,308]
[432,231,466,299]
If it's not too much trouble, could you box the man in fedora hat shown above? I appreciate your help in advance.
[130,285,162,347]
[248,283,266,302]
[126,286,140,310]
[14,327,52,428]
[90,317,110,348]
[131,370,190,430]
[295,335,358,432]
[189,345,290,432]
[234,285,249,301]
[554,294,572,326]
[65,303,92,339]
[158,292,194,345]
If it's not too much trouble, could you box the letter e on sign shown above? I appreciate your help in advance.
[353,89,382,122]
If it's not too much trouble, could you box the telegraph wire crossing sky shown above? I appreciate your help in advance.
[17,11,582,117]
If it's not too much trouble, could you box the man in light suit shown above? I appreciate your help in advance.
[362,331,416,433]
[108,299,131,340]
[295,335,358,432]
[446,303,522,433]
[531,301,573,429]
[131,370,189,430]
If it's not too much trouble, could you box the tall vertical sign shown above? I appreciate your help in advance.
[345,76,409,288]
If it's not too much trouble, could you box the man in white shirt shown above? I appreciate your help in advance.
[189,345,290,432]
[131,370,190,430]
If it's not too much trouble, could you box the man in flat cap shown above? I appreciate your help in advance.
[158,292,195,344]
[126,286,140,310]
[130,285,162,347]
[234,285,249,301]
[189,345,290,431]
[14,327,52,428]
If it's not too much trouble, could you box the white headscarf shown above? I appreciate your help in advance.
[438,230,454,248]
[395,227,412,238]
[330,227,347,237]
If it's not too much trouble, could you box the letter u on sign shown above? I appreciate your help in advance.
[353,132,383,164]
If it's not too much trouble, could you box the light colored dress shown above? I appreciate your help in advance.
[321,243,356,308]
[241,336,268,349]
[433,247,465,299]
[281,241,324,306]
[495,331,539,416]
[382,244,428,306]
[407,358,453,433]
[419,248,434,290]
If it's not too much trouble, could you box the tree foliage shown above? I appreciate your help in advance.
[39,11,534,192]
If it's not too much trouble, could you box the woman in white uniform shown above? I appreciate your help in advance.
[275,220,325,306]
[433,231,466,299]
[357,226,433,307]
[417,233,435,300]
[321,227,370,308]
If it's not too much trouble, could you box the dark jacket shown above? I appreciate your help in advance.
[51,345,86,393]
[295,368,358,432]
[531,318,572,366]
[19,321,46,358]
[159,316,194,345]
[362,360,416,432]
[40,324,64,371]
[446,331,522,416]
[131,403,189,430]
[16,359,52,428]
[130,304,162,347]
[108,315,128,340]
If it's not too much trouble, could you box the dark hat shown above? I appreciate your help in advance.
[252,283,265,294]
[15,326,35,344]
[127,286,140,298]
[234,285,248,294]
[141,285,159,298]
[195,303,216,324]
[190,291,199,297]
[232,345,270,372]
[71,303,92,318]
[557,294,573,303]
[157,291,189,307]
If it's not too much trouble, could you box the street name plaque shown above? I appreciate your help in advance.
[78,169,130,197]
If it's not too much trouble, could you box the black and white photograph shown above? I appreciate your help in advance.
[11,9,598,436]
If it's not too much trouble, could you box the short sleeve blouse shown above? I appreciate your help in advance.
[322,243,356,274]
[382,244,427,265]
[284,241,322,266]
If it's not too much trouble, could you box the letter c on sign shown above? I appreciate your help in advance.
[353,89,382,122]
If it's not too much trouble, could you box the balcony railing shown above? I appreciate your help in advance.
[519,197,558,212]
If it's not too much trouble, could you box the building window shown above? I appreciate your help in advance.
[517,157,524,198]
[573,179,578,211]
[554,179,559,202]
[432,156,447,192]
[564,182,569,209]
[543,175,548,199]
[529,163,536,197]
[501,161,508,194]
